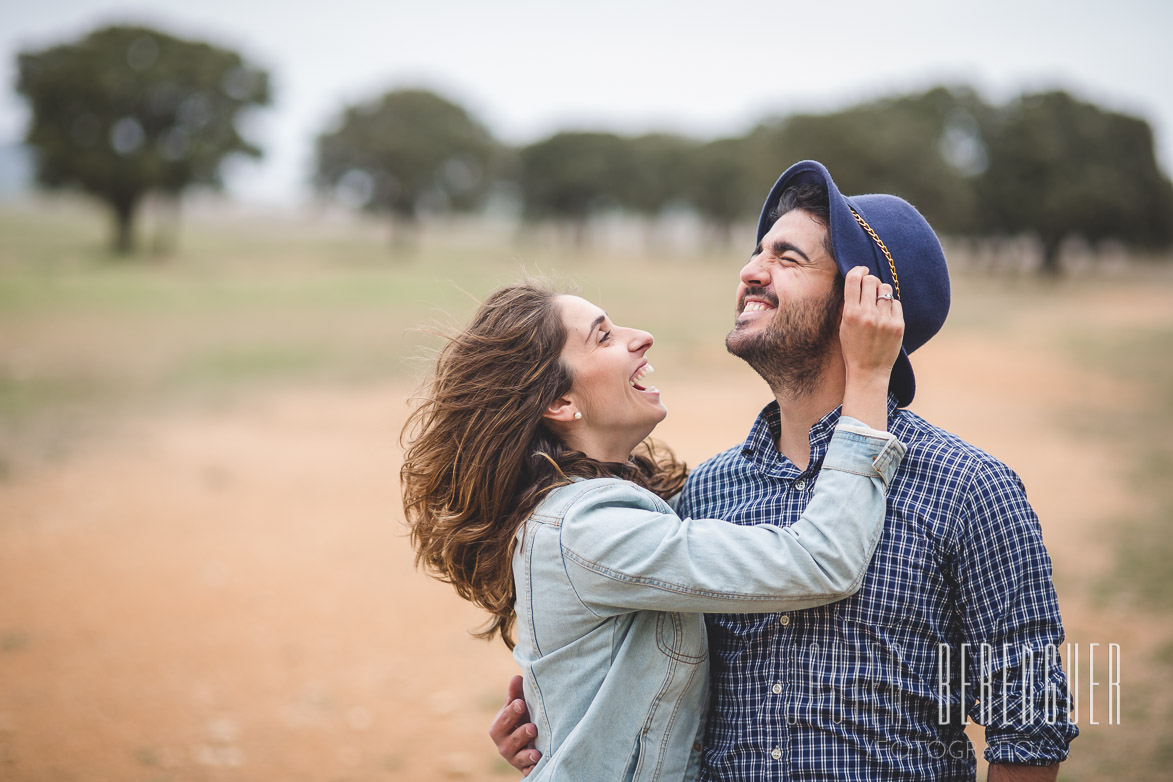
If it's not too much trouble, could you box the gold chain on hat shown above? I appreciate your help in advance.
[850,208,902,301]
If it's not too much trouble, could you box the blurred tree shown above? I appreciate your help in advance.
[623,133,695,216]
[685,137,760,247]
[749,87,990,236]
[16,25,270,254]
[618,133,696,249]
[518,132,634,246]
[976,90,1173,274]
[315,89,497,248]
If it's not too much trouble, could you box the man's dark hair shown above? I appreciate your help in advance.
[766,183,835,260]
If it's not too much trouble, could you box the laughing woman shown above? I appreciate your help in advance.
[401,267,904,782]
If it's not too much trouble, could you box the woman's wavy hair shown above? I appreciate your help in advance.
[400,280,687,649]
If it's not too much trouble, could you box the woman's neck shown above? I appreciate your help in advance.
[562,429,642,466]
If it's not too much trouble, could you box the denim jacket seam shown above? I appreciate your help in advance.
[525,667,553,754]
[824,434,905,486]
[843,523,885,594]
[557,479,850,603]
[820,463,881,480]
[655,613,707,665]
[646,638,705,780]
[561,548,850,603]
[834,426,896,445]
[557,539,606,620]
[552,478,625,514]
[547,486,618,620]
[874,440,907,483]
[636,644,672,780]
[519,521,542,658]
[820,461,897,491]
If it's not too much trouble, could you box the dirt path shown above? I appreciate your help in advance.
[0,326,1156,780]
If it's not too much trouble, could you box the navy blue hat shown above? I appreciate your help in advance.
[756,160,950,407]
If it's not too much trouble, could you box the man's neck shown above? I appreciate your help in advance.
[771,361,845,472]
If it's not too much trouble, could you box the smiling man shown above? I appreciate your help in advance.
[493,160,1077,781]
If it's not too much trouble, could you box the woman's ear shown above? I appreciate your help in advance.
[542,395,579,423]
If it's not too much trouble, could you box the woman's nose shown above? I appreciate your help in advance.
[628,328,654,353]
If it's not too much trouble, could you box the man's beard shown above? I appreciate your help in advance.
[725,284,842,399]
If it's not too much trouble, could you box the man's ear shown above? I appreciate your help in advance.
[542,395,579,423]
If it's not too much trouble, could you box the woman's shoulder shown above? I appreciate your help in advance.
[535,477,668,521]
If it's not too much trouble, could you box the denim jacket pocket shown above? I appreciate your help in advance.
[655,612,707,665]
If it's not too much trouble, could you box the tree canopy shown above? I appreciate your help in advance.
[621,133,696,219]
[684,137,761,247]
[314,89,498,240]
[976,90,1173,273]
[19,27,1170,272]
[517,131,635,243]
[749,87,988,235]
[16,25,270,253]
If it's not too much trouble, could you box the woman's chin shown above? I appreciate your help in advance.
[636,414,667,445]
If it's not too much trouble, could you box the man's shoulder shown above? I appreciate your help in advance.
[680,409,1027,503]
[686,443,751,484]
[891,408,1025,491]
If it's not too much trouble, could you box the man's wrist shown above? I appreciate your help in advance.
[843,368,892,390]
[987,762,1059,782]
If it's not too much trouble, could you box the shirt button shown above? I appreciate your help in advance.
[771,683,783,695]
[778,615,791,627]
[794,479,807,490]
[693,742,702,752]
[770,747,783,761]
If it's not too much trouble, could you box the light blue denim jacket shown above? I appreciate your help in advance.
[511,418,906,781]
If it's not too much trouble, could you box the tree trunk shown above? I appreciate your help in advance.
[389,211,419,258]
[1040,233,1064,276]
[111,196,139,255]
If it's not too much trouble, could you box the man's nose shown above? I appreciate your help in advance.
[739,256,768,287]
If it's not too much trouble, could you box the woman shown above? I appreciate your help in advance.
[402,267,905,781]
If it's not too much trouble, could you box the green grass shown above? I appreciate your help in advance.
[0,200,745,468]
[1078,326,1173,612]
[1055,320,1173,781]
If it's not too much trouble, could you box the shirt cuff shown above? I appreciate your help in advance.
[984,735,1073,766]
[824,416,907,490]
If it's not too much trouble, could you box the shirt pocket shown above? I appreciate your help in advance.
[655,612,708,665]
[835,520,940,629]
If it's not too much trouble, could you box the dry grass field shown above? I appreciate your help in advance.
[0,199,1170,780]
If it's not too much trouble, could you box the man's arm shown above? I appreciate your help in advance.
[988,762,1058,781]
[955,458,1078,773]
[488,675,540,775]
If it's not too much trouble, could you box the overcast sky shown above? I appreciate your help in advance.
[3,0,1171,206]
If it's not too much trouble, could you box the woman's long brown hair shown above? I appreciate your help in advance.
[400,280,687,649]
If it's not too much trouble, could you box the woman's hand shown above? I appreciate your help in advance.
[839,266,905,431]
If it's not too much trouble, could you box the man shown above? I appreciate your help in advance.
[492,160,1077,780]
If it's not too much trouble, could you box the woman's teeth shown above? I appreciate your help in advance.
[630,364,654,391]
[742,301,773,313]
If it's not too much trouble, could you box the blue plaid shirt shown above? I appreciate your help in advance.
[677,397,1077,781]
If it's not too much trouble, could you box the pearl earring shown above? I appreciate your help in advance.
[573,412,582,420]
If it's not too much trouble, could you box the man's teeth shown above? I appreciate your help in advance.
[630,364,654,388]
[743,301,773,313]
